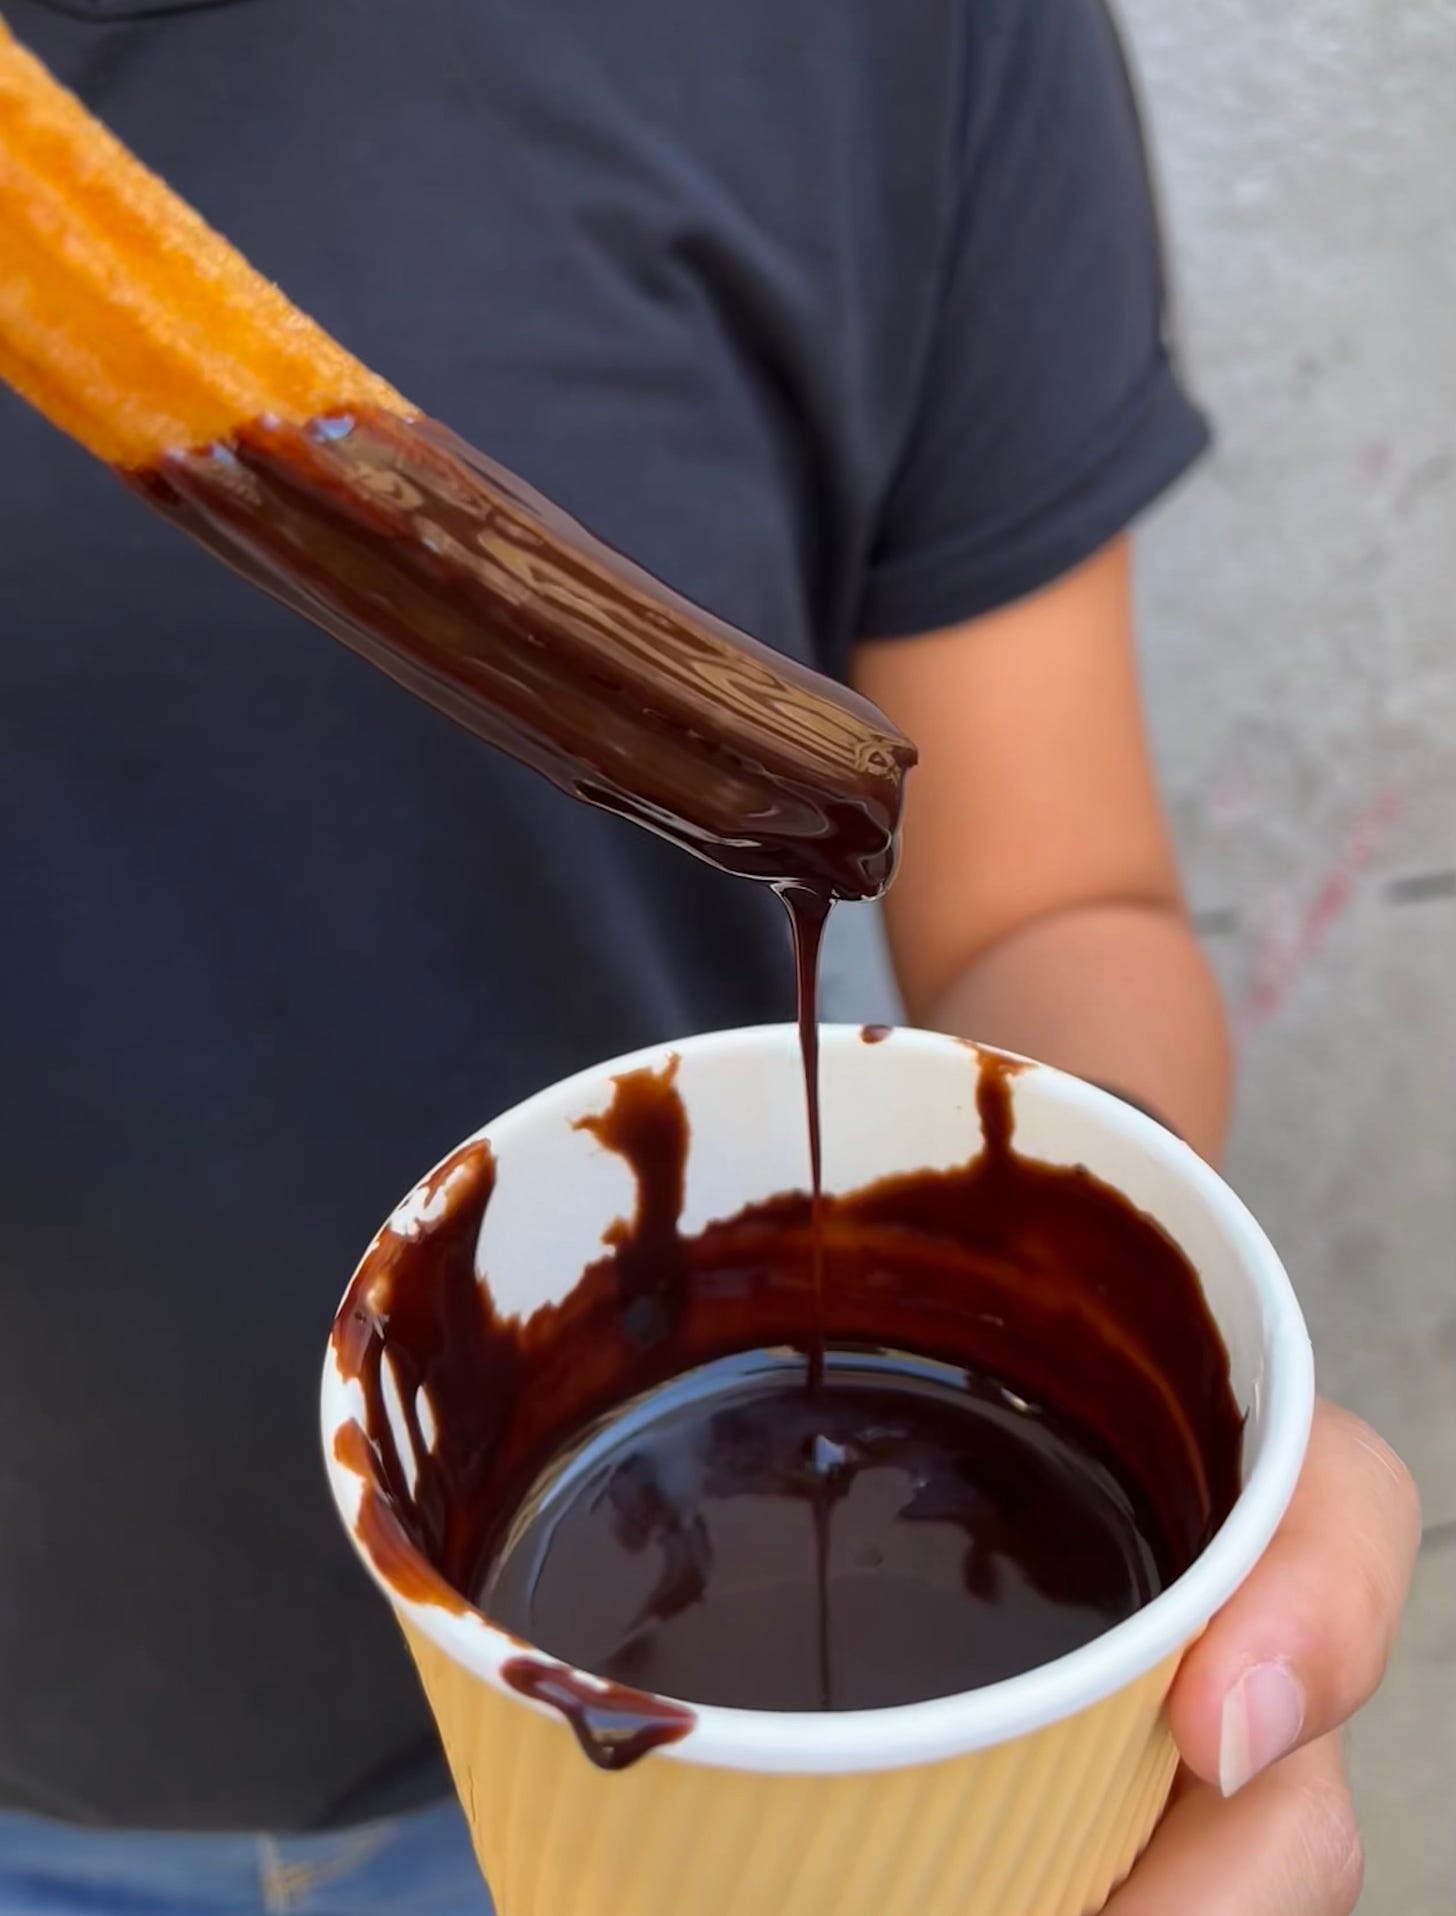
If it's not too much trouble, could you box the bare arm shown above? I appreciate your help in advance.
[852,537,1231,1160]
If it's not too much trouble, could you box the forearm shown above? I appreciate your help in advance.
[917,900,1233,1162]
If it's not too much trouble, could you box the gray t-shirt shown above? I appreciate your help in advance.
[0,0,1207,1830]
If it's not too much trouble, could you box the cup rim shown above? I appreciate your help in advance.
[321,1023,1314,1775]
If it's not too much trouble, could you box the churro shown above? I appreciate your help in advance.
[0,18,913,898]
[0,17,405,465]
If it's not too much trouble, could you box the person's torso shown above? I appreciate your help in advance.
[0,0,960,1828]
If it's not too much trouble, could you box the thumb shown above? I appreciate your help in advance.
[1168,1401,1420,1796]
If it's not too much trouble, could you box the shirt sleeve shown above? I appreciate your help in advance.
[857,0,1209,639]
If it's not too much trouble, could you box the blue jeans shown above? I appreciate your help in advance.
[0,1797,494,1915]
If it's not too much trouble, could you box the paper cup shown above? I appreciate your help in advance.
[323,1025,1313,1916]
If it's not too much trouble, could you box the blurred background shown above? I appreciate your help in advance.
[825,3,1456,1907]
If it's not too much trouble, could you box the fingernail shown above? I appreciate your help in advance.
[1219,1660,1306,1795]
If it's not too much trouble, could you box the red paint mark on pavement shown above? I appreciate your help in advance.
[1238,786,1403,1035]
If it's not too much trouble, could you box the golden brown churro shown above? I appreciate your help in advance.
[0,17,406,466]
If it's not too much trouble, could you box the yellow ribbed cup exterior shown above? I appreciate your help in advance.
[402,1620,1183,1916]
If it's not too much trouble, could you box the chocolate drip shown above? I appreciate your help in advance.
[779,884,832,1393]
[501,1657,693,1770]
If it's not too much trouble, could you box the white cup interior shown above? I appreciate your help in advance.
[323,1023,1314,1773]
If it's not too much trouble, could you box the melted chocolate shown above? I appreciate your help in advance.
[127,408,915,901]
[479,1347,1165,1712]
[331,1052,1243,1760]
[501,1657,694,1771]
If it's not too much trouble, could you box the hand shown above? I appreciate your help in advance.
[1104,1400,1421,1914]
